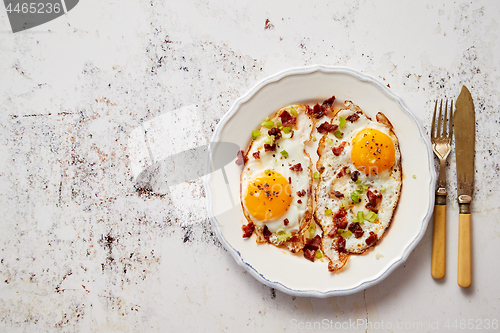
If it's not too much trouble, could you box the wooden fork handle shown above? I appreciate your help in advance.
[431,203,446,279]
[458,213,472,288]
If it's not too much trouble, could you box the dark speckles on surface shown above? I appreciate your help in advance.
[201,224,224,249]
[101,233,116,253]
[182,226,193,243]
[270,288,276,299]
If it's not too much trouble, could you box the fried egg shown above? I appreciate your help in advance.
[315,101,402,271]
[240,104,314,253]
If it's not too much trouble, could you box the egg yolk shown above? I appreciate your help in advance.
[244,171,292,221]
[351,128,395,175]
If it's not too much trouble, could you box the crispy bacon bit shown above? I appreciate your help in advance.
[332,191,344,198]
[289,163,303,172]
[365,190,382,213]
[321,96,336,113]
[252,151,260,159]
[280,110,296,127]
[284,218,289,226]
[334,209,348,230]
[350,170,360,182]
[365,231,378,246]
[263,225,272,240]
[303,235,321,262]
[241,222,255,238]
[332,141,346,156]
[268,127,282,140]
[307,103,325,119]
[327,227,337,238]
[288,177,292,184]
[337,236,346,252]
[296,189,306,197]
[303,248,316,262]
[317,122,338,134]
[264,143,276,152]
[348,222,364,239]
[297,199,302,204]
[305,235,321,251]
[235,150,246,165]
[336,166,350,178]
[346,113,360,122]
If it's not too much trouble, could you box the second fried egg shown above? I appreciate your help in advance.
[315,101,402,269]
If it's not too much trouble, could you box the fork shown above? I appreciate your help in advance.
[430,99,453,279]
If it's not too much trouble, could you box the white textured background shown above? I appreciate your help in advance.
[0,1,499,332]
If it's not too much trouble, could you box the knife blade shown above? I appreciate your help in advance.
[454,85,475,288]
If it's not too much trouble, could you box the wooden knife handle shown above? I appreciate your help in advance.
[431,204,446,279]
[458,213,472,288]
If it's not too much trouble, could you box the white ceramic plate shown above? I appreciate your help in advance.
[205,65,435,297]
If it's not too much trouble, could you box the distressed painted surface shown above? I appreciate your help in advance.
[0,0,499,332]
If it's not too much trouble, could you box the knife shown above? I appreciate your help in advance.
[454,85,475,288]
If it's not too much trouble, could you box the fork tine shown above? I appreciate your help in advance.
[431,100,437,139]
[442,99,449,138]
[437,99,443,138]
[449,99,454,139]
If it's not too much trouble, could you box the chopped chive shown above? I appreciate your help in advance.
[380,186,386,191]
[339,116,347,128]
[290,106,298,116]
[356,184,367,194]
[282,126,292,134]
[340,198,350,209]
[264,135,275,145]
[252,130,261,140]
[351,191,360,203]
[315,250,323,259]
[312,135,317,142]
[333,130,343,138]
[326,138,335,145]
[325,209,332,215]
[261,120,274,129]
[412,174,417,179]
[337,228,344,234]
[357,211,364,223]
[355,180,362,185]
[342,230,352,238]
[277,231,292,243]
[280,150,289,158]
[276,122,282,129]
[309,223,316,239]
[313,171,320,179]
[366,211,378,223]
